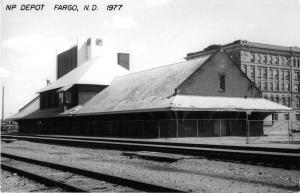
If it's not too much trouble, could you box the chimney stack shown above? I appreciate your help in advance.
[117,53,130,70]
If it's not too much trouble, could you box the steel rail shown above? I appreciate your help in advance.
[1,153,185,193]
[1,164,88,192]
[3,134,299,153]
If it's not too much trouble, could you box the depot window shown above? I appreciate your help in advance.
[65,92,71,104]
[219,75,225,92]
[284,114,289,120]
[59,92,64,103]
[272,113,278,121]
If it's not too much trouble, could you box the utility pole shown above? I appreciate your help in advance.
[1,86,4,130]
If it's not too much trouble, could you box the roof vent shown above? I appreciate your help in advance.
[95,38,103,46]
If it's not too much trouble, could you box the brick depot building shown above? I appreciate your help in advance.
[8,49,290,138]
[186,40,300,122]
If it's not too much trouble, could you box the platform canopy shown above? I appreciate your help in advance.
[171,95,292,112]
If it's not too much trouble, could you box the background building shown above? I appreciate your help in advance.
[186,40,300,122]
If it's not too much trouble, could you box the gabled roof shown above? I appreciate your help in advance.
[75,54,212,115]
[75,50,291,116]
[39,57,129,92]
[6,96,40,121]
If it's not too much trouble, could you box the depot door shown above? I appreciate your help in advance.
[213,120,228,136]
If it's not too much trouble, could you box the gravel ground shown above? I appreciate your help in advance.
[0,170,62,192]
[2,157,140,192]
[1,140,300,193]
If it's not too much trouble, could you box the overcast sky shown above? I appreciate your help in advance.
[1,0,300,118]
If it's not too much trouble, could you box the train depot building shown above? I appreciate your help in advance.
[8,39,291,138]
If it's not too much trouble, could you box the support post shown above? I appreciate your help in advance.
[176,119,179,139]
[219,119,222,137]
[129,121,131,138]
[246,111,250,144]
[174,111,179,139]
[158,120,160,139]
[142,120,144,138]
[288,112,292,143]
[196,119,199,141]
[229,120,231,136]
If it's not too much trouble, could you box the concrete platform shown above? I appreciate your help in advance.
[25,134,300,150]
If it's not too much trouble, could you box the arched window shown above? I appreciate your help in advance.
[275,96,280,103]
[282,96,286,106]
[287,96,291,107]
[270,95,274,102]
[264,95,268,99]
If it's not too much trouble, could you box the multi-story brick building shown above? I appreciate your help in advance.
[186,40,300,122]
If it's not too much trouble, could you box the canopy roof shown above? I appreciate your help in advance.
[171,95,292,112]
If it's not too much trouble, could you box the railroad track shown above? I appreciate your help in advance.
[2,134,300,169]
[1,152,185,192]
[9,134,300,153]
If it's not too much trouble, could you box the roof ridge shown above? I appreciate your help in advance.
[113,55,211,80]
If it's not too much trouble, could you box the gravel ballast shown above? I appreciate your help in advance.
[1,140,299,193]
[0,170,63,192]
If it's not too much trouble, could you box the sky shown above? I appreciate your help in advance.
[1,0,300,118]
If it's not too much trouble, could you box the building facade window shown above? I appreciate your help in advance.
[282,97,286,105]
[261,81,267,90]
[241,65,247,74]
[294,84,300,92]
[279,70,284,81]
[285,83,290,91]
[262,68,267,79]
[274,83,279,91]
[274,69,279,80]
[65,92,71,104]
[269,69,273,79]
[256,82,261,90]
[281,83,284,91]
[257,67,261,79]
[275,96,280,103]
[219,75,225,92]
[296,97,300,109]
[294,71,300,81]
[249,66,255,80]
[296,113,300,121]
[284,71,290,81]
[287,96,291,107]
[269,82,273,91]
